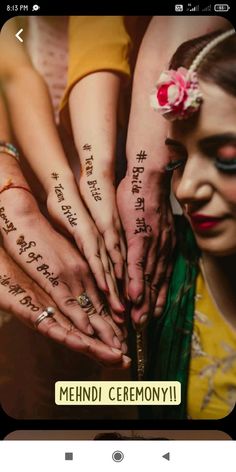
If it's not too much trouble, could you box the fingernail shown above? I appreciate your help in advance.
[123,355,131,365]
[116,268,123,280]
[154,306,163,317]
[118,304,126,313]
[132,314,148,332]
[113,336,121,349]
[139,314,148,327]
[111,347,122,354]
[87,325,94,335]
[134,294,143,305]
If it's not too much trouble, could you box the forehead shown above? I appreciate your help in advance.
[171,80,236,143]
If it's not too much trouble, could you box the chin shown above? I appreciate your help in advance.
[195,234,236,257]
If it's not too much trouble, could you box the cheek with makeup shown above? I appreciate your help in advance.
[216,145,236,213]
[166,82,236,256]
[170,147,236,256]
[167,148,236,256]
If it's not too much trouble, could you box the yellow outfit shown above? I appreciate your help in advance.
[61,16,130,110]
[187,269,236,419]
[60,16,150,116]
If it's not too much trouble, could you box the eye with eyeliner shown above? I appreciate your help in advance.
[215,157,236,172]
[165,147,186,172]
[214,144,236,172]
[200,139,236,173]
[165,159,186,171]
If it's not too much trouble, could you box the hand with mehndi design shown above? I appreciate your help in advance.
[69,72,127,283]
[0,178,128,350]
[0,22,124,316]
[117,15,231,328]
[0,65,127,350]
[0,246,130,368]
[46,174,125,318]
[117,172,175,327]
[78,170,126,279]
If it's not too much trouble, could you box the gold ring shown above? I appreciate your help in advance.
[76,292,91,308]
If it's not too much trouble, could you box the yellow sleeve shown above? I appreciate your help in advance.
[61,16,131,110]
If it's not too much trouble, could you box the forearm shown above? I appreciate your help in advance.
[2,67,74,193]
[0,92,38,212]
[127,15,231,178]
[69,71,120,179]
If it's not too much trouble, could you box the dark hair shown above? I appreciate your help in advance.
[169,29,236,97]
[94,432,168,440]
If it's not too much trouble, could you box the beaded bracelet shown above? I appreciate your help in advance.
[0,141,20,162]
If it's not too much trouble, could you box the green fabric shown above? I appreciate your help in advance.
[141,217,200,419]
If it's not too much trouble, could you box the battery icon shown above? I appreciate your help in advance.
[214,4,230,11]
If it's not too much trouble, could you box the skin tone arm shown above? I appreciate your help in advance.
[0,87,129,366]
[69,71,126,281]
[117,15,231,327]
[0,18,124,316]
[0,246,131,368]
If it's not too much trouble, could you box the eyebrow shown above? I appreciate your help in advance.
[165,134,236,152]
[165,138,183,147]
[199,133,236,148]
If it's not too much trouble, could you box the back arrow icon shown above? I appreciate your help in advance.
[15,28,24,42]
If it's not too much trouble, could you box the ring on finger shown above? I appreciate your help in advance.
[34,306,55,328]
[76,292,96,317]
[76,292,92,308]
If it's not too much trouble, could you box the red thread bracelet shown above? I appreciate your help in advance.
[0,182,33,196]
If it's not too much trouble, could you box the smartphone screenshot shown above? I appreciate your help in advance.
[0,1,235,467]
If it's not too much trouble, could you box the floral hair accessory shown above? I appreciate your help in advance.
[151,28,235,121]
[150,67,202,121]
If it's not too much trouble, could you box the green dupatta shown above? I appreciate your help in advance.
[141,217,200,419]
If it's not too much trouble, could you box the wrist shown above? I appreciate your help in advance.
[0,153,37,203]
[80,160,115,182]
[81,169,115,183]
[0,184,38,218]
[0,151,21,178]
[126,159,167,180]
[45,169,77,194]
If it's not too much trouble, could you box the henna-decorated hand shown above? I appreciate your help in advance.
[68,74,127,284]
[0,188,128,352]
[0,246,130,368]
[79,170,126,279]
[47,173,125,317]
[117,170,175,328]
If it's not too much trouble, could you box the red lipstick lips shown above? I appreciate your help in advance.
[190,214,223,231]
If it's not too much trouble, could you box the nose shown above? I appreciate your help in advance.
[175,155,214,208]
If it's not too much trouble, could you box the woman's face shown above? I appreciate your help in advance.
[167,80,236,256]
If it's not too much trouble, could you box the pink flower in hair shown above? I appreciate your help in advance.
[150,67,202,121]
